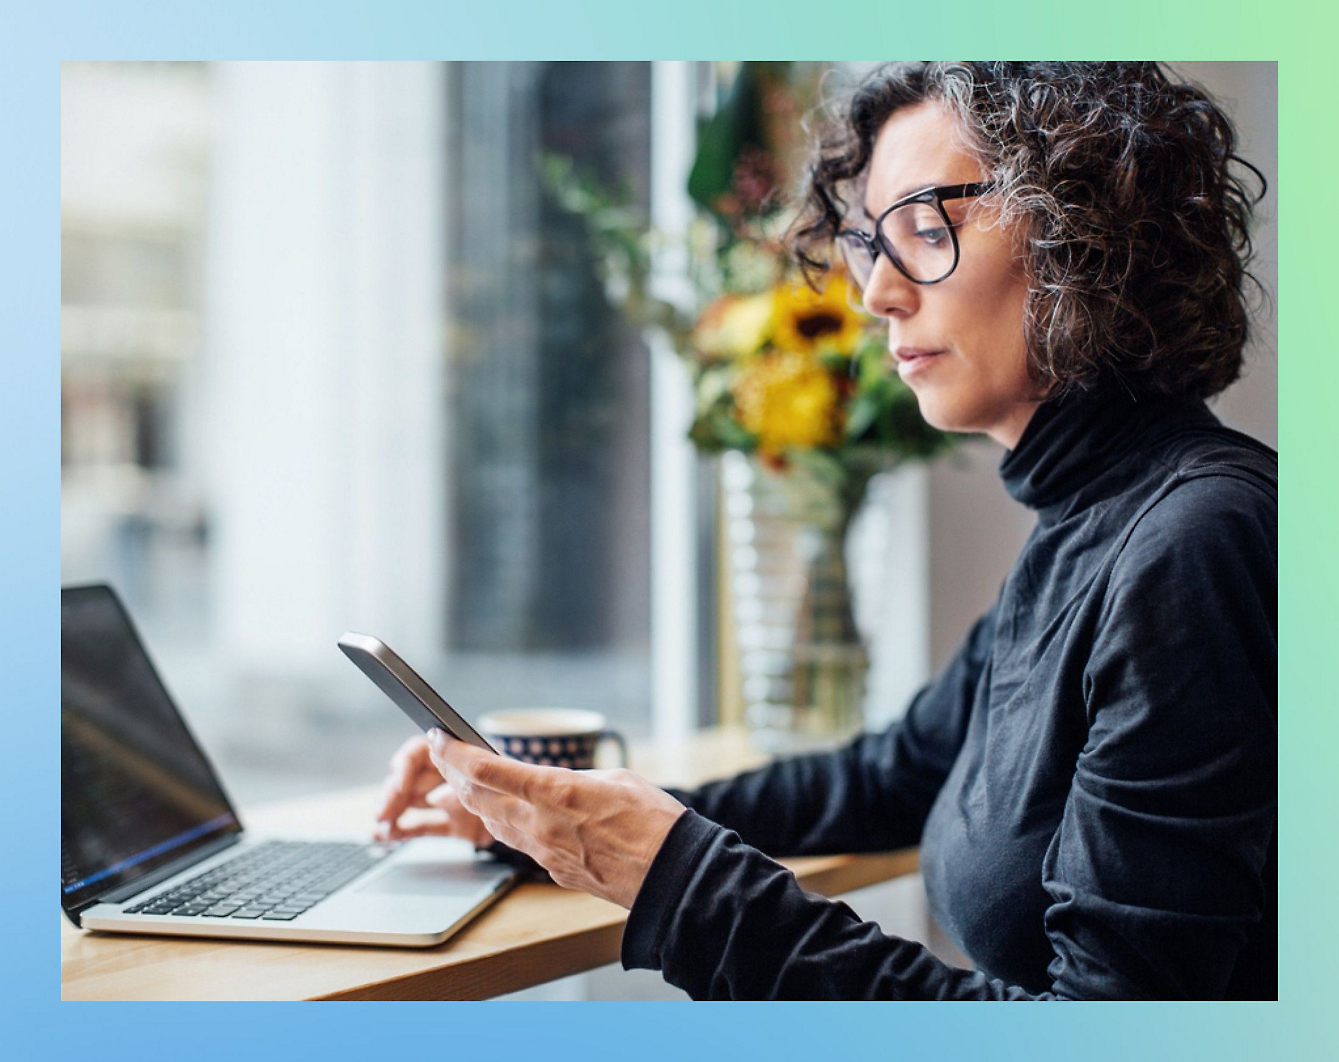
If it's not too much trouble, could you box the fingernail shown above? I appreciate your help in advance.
[427,728,445,748]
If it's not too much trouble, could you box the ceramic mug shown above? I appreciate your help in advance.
[477,708,627,770]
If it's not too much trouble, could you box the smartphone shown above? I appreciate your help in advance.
[337,632,498,754]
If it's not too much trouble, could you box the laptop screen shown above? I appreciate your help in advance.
[61,585,241,914]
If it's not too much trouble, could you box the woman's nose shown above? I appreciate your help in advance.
[860,253,919,320]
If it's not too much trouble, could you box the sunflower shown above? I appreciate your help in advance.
[771,273,864,357]
[691,291,775,360]
[732,351,843,455]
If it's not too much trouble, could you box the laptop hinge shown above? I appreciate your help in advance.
[65,831,243,928]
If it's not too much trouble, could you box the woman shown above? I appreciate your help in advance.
[375,62,1276,1000]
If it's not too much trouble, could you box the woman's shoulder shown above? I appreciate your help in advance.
[1151,409,1277,504]
[1105,401,1276,561]
[1131,468,1274,550]
[1108,453,1276,604]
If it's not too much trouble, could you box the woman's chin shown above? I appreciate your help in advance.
[912,393,970,435]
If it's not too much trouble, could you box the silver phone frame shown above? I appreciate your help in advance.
[337,633,498,754]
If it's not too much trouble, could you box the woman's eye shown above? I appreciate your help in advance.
[915,227,948,246]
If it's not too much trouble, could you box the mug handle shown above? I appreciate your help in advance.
[597,729,628,768]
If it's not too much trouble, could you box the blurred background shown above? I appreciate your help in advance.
[61,61,1276,997]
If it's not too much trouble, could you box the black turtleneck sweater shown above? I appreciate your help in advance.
[621,387,1277,1000]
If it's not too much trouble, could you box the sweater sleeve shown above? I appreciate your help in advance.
[624,474,1276,999]
[667,607,995,857]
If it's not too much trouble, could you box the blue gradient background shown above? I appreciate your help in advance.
[6,1,1329,1056]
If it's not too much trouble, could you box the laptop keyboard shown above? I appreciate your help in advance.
[123,840,390,921]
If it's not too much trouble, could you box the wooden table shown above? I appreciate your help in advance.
[60,728,918,1000]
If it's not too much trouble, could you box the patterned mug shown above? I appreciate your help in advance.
[477,709,628,770]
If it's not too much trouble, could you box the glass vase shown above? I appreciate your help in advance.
[721,451,888,752]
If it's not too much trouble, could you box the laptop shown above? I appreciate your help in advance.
[61,584,519,947]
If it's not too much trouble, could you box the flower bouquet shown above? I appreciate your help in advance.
[543,63,955,746]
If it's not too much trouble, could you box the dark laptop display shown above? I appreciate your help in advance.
[61,585,241,920]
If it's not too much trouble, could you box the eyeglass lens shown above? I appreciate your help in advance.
[840,200,957,286]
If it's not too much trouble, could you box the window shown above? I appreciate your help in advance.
[61,62,673,804]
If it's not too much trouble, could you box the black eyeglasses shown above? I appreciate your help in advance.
[837,182,993,287]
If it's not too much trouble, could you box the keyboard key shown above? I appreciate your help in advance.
[262,911,300,920]
[136,840,383,920]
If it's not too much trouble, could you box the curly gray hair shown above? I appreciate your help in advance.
[790,62,1268,400]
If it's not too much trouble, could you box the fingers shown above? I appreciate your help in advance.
[375,771,430,820]
[375,733,528,848]
[419,730,604,870]
[464,798,538,857]
[373,795,495,848]
[425,784,497,849]
[375,807,452,842]
[375,735,445,826]
[390,733,429,773]
[429,759,539,848]
[426,729,552,801]
[401,734,682,909]
[375,777,413,827]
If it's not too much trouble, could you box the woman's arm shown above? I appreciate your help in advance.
[378,608,993,860]
[622,474,1276,999]
[667,607,997,857]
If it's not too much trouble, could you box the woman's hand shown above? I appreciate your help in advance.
[373,734,495,848]
[424,728,687,909]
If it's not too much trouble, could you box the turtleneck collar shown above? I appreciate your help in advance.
[999,383,1214,514]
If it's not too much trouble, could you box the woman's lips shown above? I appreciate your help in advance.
[892,347,946,378]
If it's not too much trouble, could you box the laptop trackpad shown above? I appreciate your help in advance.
[357,862,506,897]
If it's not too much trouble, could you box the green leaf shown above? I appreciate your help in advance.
[787,447,846,490]
[686,64,788,215]
[712,413,758,451]
[844,392,881,440]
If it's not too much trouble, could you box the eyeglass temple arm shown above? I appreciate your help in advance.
[936,181,993,201]
[838,181,993,234]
